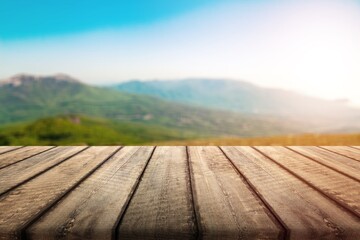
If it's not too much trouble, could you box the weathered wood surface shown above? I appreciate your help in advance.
[0,146,22,155]
[0,146,53,169]
[188,146,282,239]
[119,146,196,240]
[222,146,360,239]
[256,147,360,217]
[288,146,360,181]
[0,146,359,239]
[0,146,119,239]
[28,146,153,240]
[0,146,87,195]
[320,146,360,162]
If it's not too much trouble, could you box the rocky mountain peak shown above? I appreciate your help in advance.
[0,74,81,87]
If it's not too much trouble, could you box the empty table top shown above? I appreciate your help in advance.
[0,146,359,239]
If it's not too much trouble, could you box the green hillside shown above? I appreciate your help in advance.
[156,133,360,146]
[0,74,302,138]
[0,115,199,145]
[1,115,358,146]
[115,79,360,132]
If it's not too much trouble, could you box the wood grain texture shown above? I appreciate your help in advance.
[0,146,86,195]
[321,146,360,161]
[118,146,196,240]
[0,146,53,169]
[0,146,360,239]
[27,146,154,240]
[188,146,281,239]
[0,146,119,239]
[222,146,360,240]
[256,146,360,217]
[0,146,22,155]
[288,146,360,181]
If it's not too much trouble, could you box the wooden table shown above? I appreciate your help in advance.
[0,146,359,239]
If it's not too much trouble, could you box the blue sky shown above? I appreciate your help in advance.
[0,0,227,40]
[1,0,360,105]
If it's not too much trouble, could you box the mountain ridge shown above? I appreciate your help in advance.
[0,73,81,87]
[115,78,360,132]
[0,74,302,138]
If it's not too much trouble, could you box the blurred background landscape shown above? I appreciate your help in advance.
[1,0,359,145]
[0,74,359,145]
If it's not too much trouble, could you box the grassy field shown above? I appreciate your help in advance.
[155,133,360,146]
[0,115,359,146]
[0,115,199,145]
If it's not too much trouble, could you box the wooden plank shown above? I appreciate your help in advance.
[288,146,360,181]
[256,146,360,217]
[222,146,360,239]
[0,146,87,195]
[0,146,22,155]
[118,146,197,240]
[188,146,282,239]
[0,146,119,239]
[321,146,360,161]
[0,146,53,169]
[27,146,154,240]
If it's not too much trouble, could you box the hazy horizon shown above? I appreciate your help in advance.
[2,73,359,109]
[1,0,360,105]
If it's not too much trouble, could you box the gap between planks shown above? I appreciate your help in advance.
[0,146,359,240]
[318,146,360,162]
[286,146,360,183]
[254,146,360,220]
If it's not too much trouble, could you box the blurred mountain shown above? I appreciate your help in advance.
[115,79,360,132]
[0,74,301,138]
